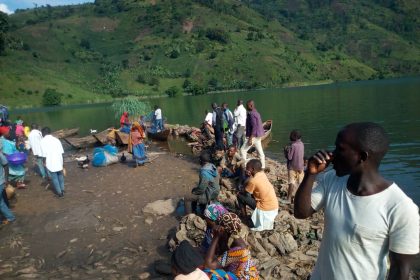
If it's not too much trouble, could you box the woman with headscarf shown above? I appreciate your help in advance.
[119,112,131,133]
[205,213,259,280]
[0,127,26,189]
[129,122,147,167]
[201,203,228,253]
[172,240,237,280]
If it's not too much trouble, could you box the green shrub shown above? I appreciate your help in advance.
[136,74,146,84]
[111,97,151,119]
[190,84,208,95]
[165,86,180,97]
[42,88,62,106]
[205,28,230,44]
[209,51,217,59]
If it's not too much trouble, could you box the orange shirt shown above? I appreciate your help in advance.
[245,171,278,211]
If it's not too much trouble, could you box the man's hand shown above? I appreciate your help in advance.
[307,150,334,175]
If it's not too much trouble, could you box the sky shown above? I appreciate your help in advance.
[0,0,94,14]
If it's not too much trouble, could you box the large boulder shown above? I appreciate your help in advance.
[143,199,176,216]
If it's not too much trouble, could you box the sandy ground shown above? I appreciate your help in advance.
[0,144,198,279]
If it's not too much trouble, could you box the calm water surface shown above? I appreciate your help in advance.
[11,77,420,204]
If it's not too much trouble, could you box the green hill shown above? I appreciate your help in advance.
[0,0,419,107]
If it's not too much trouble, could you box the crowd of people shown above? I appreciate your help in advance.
[174,100,419,280]
[0,102,419,280]
[0,118,66,224]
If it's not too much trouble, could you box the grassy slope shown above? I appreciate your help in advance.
[0,0,419,107]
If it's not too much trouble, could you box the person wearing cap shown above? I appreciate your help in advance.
[0,126,26,189]
[0,140,16,224]
[205,212,259,280]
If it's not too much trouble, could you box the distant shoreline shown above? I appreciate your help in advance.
[8,76,419,111]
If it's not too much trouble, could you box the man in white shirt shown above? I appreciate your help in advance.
[154,105,163,131]
[204,110,213,126]
[233,99,247,148]
[28,124,46,180]
[41,127,65,198]
[294,122,419,280]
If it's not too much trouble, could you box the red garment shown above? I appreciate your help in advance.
[120,112,129,127]
[0,126,10,136]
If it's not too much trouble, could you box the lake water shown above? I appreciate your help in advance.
[11,77,420,204]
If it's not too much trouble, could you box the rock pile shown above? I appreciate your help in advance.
[168,157,324,280]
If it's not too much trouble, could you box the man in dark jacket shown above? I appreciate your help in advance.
[211,103,225,151]
[185,151,220,215]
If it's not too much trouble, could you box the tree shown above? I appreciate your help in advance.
[182,79,192,91]
[42,89,62,106]
[165,86,180,97]
[80,38,91,50]
[111,96,151,120]
[0,12,9,55]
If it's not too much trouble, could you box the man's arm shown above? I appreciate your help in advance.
[388,251,414,280]
[294,150,333,219]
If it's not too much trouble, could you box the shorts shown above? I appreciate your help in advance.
[288,169,304,185]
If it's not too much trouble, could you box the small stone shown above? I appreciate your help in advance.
[139,272,150,279]
[145,217,153,225]
[69,238,78,243]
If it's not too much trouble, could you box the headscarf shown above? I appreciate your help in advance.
[120,112,129,126]
[204,203,228,222]
[0,126,10,136]
[219,212,242,236]
[128,121,145,153]
[172,240,204,275]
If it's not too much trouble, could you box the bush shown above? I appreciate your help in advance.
[190,84,208,96]
[182,79,192,91]
[111,97,151,119]
[209,51,217,59]
[148,77,160,87]
[165,86,180,97]
[42,88,62,106]
[169,49,180,58]
[80,38,90,50]
[136,74,146,84]
[205,28,230,44]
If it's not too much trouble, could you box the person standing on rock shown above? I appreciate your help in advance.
[212,103,225,151]
[283,129,304,204]
[41,127,65,198]
[294,122,419,280]
[240,100,266,170]
[233,99,247,149]
[28,123,46,180]
[237,159,278,231]
[185,151,220,215]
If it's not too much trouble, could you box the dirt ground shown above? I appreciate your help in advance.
[0,144,198,279]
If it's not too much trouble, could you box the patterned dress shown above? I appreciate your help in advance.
[217,246,259,280]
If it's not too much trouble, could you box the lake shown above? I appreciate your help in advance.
[11,77,420,204]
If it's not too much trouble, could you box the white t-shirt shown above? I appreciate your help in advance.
[41,135,64,172]
[204,112,213,126]
[28,129,43,157]
[310,170,419,280]
[155,108,162,120]
[234,104,247,127]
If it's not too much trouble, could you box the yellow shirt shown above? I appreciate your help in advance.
[245,171,278,211]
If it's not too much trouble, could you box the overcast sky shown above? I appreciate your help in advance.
[0,0,94,14]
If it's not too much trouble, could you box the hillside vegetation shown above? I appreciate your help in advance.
[0,0,419,107]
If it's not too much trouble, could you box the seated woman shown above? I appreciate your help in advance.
[172,240,237,280]
[119,112,131,134]
[205,213,259,280]
[0,127,26,189]
[201,203,228,254]
[129,122,147,167]
[219,146,244,178]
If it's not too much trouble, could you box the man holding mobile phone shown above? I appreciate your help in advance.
[294,122,419,280]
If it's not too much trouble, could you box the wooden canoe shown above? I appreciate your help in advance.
[52,128,79,139]
[63,135,97,149]
[261,120,272,142]
[92,128,112,145]
[115,131,129,145]
[147,128,171,141]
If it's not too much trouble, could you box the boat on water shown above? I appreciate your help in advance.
[147,128,171,141]
[62,128,112,149]
[52,128,79,139]
[261,120,272,142]
[92,128,112,145]
[115,131,129,145]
